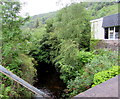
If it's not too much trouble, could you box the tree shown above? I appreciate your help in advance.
[35,19,39,28]
[1,1,29,66]
[1,1,35,97]
[55,3,91,50]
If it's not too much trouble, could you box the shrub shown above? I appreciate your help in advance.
[19,54,37,84]
[64,50,118,97]
[84,50,118,75]
[66,76,91,97]
[77,50,95,64]
[92,66,120,87]
[81,50,118,88]
[0,84,18,98]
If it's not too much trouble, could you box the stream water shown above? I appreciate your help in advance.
[34,62,66,99]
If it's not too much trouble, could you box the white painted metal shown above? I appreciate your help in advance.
[0,65,50,98]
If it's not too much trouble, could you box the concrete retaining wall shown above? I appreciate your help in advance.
[90,39,119,51]
[73,75,119,98]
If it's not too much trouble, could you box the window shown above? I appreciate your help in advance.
[115,26,119,39]
[109,32,114,39]
[104,28,108,39]
[108,27,115,39]
[104,26,119,39]
[110,27,114,30]
[115,32,118,39]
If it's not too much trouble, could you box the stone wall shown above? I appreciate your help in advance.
[90,39,119,51]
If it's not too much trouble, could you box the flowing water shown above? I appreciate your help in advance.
[34,62,66,99]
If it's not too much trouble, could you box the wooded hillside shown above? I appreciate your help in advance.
[23,2,119,29]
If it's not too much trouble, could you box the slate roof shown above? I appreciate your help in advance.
[102,13,120,27]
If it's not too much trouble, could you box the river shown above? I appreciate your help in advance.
[34,62,66,99]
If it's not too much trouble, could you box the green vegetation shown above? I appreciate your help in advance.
[1,1,36,98]
[1,0,119,98]
[90,39,101,51]
[82,2,119,19]
[64,50,118,97]
[23,11,56,28]
[92,66,120,87]
[25,1,119,29]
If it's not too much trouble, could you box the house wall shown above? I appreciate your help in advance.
[90,18,104,39]
[90,16,119,51]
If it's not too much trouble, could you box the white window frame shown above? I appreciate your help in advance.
[108,27,118,40]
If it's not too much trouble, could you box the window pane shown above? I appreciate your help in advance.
[115,26,119,32]
[115,32,118,39]
[110,32,114,39]
[115,26,119,39]
[105,28,108,39]
[110,27,114,30]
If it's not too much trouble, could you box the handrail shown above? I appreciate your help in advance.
[0,65,50,98]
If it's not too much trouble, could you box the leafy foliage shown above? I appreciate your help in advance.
[77,51,95,65]
[55,3,91,49]
[55,40,79,83]
[24,2,119,29]
[82,2,119,19]
[28,2,119,98]
[92,66,120,87]
[65,50,118,97]
[23,11,56,28]
[0,84,17,98]
[1,1,36,97]
[19,54,37,84]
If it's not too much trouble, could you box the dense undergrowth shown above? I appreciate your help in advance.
[1,1,36,98]
[1,0,119,98]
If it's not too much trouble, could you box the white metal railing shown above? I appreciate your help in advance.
[0,65,50,98]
